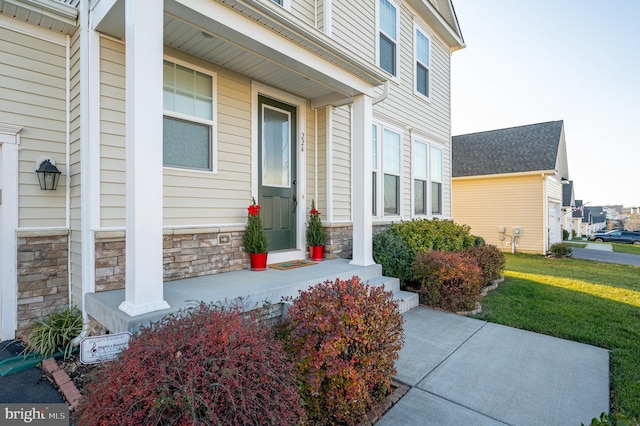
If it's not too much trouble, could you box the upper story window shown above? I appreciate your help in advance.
[271,0,291,9]
[378,0,398,77]
[163,60,217,172]
[415,26,431,99]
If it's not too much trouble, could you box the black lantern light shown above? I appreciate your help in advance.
[36,159,61,191]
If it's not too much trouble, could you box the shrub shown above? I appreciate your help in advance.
[550,242,573,257]
[373,231,414,285]
[22,306,83,359]
[464,244,505,285]
[76,303,303,426]
[280,277,404,425]
[563,229,570,240]
[584,412,639,426]
[411,250,483,312]
[473,235,486,247]
[388,218,475,254]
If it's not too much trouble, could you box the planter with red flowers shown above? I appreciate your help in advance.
[243,198,269,270]
[307,200,327,261]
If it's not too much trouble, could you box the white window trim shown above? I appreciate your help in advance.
[376,0,401,82]
[411,138,428,217]
[373,120,403,218]
[430,143,444,217]
[271,0,291,10]
[413,21,432,102]
[162,56,218,174]
[411,137,444,218]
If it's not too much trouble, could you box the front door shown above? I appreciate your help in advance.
[258,95,297,251]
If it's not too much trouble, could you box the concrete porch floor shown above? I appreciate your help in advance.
[85,258,418,334]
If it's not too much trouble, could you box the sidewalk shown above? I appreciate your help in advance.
[378,307,610,426]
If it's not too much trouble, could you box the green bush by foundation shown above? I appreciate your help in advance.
[22,306,83,360]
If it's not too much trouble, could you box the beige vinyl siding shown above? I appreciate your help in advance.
[0,26,67,228]
[164,65,252,226]
[331,105,351,222]
[452,175,545,254]
[331,0,375,64]
[291,0,315,27]
[68,26,82,306]
[100,37,126,228]
[307,108,327,212]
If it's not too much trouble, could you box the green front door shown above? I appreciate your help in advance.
[258,95,297,251]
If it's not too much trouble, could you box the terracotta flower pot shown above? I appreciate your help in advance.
[250,252,268,271]
[309,245,325,261]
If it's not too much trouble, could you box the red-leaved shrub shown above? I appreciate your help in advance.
[411,250,483,311]
[76,303,303,426]
[464,244,505,285]
[279,277,404,425]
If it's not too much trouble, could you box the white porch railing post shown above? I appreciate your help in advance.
[350,94,375,266]
[119,0,169,316]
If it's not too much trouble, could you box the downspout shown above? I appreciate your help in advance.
[373,81,389,105]
[72,0,92,346]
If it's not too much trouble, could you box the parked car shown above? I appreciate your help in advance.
[589,230,640,245]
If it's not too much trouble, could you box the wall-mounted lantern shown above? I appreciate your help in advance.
[35,158,61,191]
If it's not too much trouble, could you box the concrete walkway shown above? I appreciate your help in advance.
[585,243,613,251]
[378,307,610,426]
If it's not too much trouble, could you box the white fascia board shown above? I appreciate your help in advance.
[405,0,465,50]
[452,170,557,181]
[171,0,385,96]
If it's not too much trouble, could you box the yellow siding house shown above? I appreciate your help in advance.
[452,121,570,255]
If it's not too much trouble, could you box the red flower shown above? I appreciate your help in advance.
[310,208,321,216]
[248,204,261,216]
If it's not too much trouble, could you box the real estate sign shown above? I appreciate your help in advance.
[79,332,131,364]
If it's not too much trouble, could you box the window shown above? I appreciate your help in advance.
[378,0,398,76]
[163,60,216,171]
[372,123,402,216]
[431,146,442,215]
[413,140,444,216]
[372,124,378,215]
[413,141,428,215]
[415,27,431,98]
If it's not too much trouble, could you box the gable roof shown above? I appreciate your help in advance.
[452,121,564,178]
[562,180,574,207]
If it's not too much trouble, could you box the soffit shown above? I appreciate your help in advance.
[0,0,77,34]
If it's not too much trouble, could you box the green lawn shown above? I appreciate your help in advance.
[473,253,640,420]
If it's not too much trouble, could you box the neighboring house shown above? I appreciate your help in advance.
[561,180,576,239]
[572,199,584,238]
[0,0,464,339]
[582,206,607,236]
[451,121,570,255]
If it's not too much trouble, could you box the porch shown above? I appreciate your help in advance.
[85,259,419,334]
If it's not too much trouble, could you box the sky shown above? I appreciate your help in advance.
[450,0,640,208]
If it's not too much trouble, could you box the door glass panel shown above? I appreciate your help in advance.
[262,106,291,187]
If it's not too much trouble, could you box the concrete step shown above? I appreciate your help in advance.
[393,290,419,314]
[366,275,400,293]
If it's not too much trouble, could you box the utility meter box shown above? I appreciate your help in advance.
[512,227,522,237]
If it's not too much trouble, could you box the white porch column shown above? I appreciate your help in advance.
[350,94,375,266]
[0,125,21,340]
[119,0,169,316]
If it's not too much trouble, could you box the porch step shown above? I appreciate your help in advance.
[365,276,419,314]
[85,259,418,334]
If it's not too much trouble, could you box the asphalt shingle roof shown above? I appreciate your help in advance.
[452,121,564,177]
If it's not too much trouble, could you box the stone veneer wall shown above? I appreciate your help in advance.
[325,223,353,260]
[94,227,248,291]
[16,230,69,333]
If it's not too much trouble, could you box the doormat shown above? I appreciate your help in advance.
[268,260,318,270]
